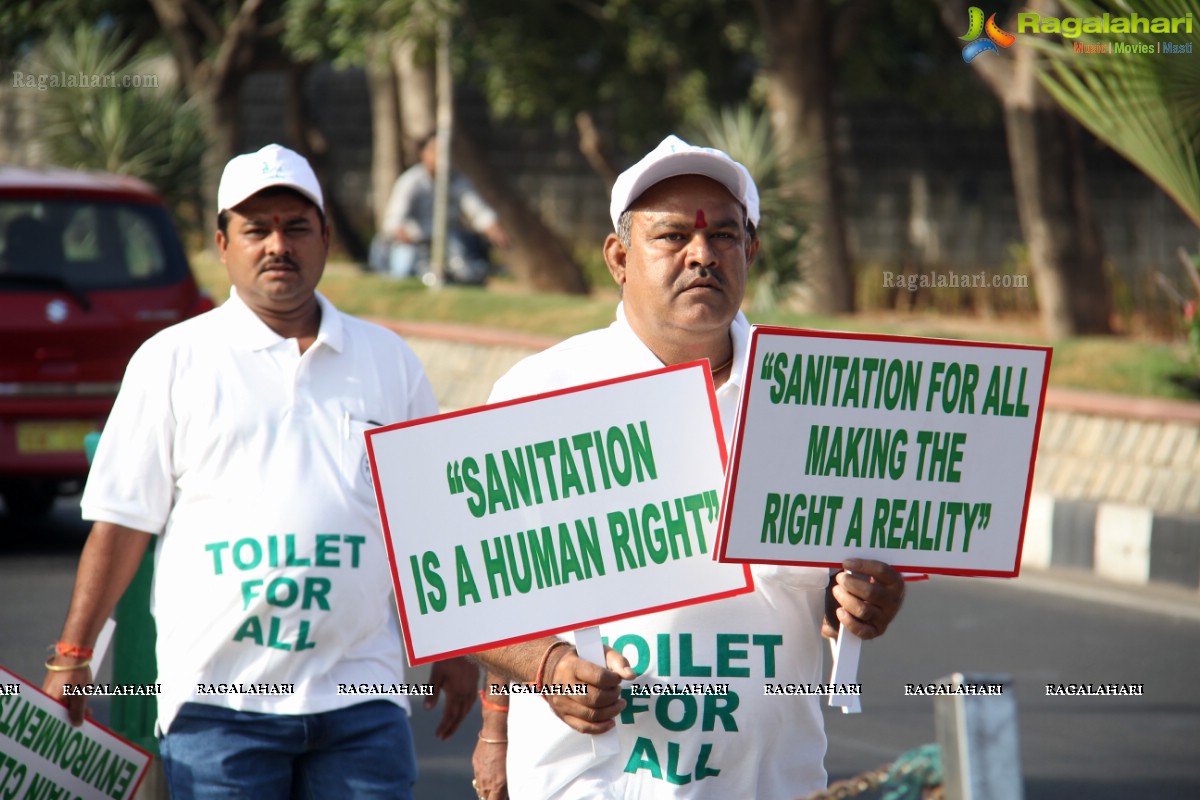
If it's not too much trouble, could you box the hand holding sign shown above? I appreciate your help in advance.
[542,637,636,736]
[831,560,906,639]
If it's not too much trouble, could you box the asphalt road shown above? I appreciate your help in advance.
[3,498,1199,799]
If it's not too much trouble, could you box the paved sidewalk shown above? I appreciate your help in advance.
[377,319,1200,594]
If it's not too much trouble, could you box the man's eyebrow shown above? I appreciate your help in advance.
[644,215,741,232]
[240,213,312,227]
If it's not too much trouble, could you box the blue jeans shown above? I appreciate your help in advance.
[159,701,417,800]
[371,235,491,284]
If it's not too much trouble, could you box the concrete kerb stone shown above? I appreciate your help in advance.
[369,319,1200,593]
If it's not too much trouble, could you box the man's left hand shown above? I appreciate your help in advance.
[427,656,480,740]
[827,558,905,639]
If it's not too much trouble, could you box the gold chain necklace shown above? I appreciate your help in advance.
[710,354,734,374]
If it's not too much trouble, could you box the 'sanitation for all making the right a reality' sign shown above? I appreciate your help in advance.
[718,327,1051,576]
[368,363,753,665]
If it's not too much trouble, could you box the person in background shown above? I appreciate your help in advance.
[371,132,509,285]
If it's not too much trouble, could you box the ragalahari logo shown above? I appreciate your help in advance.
[960,7,1016,62]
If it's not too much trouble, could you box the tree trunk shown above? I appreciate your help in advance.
[391,32,586,293]
[454,130,589,294]
[147,0,258,226]
[393,37,437,161]
[1003,104,1112,337]
[998,0,1111,336]
[934,0,1113,337]
[366,36,404,231]
[200,84,241,225]
[752,0,855,313]
[575,110,619,189]
[285,63,368,262]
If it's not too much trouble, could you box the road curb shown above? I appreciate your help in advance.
[1022,493,1200,591]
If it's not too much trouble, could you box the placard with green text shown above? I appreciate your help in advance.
[0,666,151,800]
[367,362,754,665]
[717,327,1051,576]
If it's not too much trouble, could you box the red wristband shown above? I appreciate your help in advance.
[479,689,509,713]
[55,642,94,659]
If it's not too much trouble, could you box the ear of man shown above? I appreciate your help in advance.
[745,234,760,268]
[603,233,628,289]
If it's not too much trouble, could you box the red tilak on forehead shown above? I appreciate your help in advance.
[694,209,708,229]
[273,215,281,225]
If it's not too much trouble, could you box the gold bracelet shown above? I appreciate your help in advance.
[477,734,508,744]
[44,656,91,672]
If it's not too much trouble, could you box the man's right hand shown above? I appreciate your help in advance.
[42,661,92,726]
[542,645,636,734]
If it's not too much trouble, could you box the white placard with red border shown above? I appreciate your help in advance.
[368,362,754,665]
[716,327,1051,576]
[0,666,152,800]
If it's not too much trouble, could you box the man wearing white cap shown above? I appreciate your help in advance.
[468,136,905,799]
[43,144,478,799]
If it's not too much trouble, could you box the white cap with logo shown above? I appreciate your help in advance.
[217,144,324,214]
[608,135,760,230]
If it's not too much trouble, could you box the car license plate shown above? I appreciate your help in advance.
[16,421,97,454]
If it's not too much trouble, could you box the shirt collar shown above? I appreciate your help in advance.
[612,300,750,387]
[224,287,344,353]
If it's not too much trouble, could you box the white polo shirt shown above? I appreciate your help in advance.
[82,289,437,734]
[490,304,831,800]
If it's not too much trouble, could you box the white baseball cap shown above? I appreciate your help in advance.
[217,144,324,214]
[609,135,760,230]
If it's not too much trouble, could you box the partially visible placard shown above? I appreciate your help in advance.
[0,666,151,800]
[718,327,1051,577]
[368,362,754,665]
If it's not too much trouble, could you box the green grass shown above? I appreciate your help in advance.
[192,251,1199,401]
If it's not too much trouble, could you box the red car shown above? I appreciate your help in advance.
[0,165,214,517]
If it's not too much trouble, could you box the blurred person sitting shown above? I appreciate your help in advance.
[370,132,508,284]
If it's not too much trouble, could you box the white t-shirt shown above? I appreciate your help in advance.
[81,289,437,734]
[382,163,498,242]
[490,305,831,799]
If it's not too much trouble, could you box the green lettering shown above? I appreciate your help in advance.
[314,534,339,567]
[234,615,264,646]
[612,634,650,674]
[655,696,697,732]
[716,633,750,678]
[624,737,662,779]
[455,545,481,606]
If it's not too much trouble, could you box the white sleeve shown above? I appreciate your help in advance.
[455,176,498,233]
[407,357,439,420]
[383,171,422,237]
[80,337,178,534]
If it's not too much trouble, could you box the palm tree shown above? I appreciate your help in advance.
[1035,0,1200,227]
[1036,0,1200,363]
[31,25,207,225]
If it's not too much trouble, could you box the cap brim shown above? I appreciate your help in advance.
[615,151,748,227]
[220,182,323,214]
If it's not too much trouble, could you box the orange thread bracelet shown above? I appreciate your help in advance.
[478,689,509,713]
[534,640,572,691]
[55,642,94,659]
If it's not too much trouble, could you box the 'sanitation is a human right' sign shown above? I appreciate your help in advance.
[369,363,753,665]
